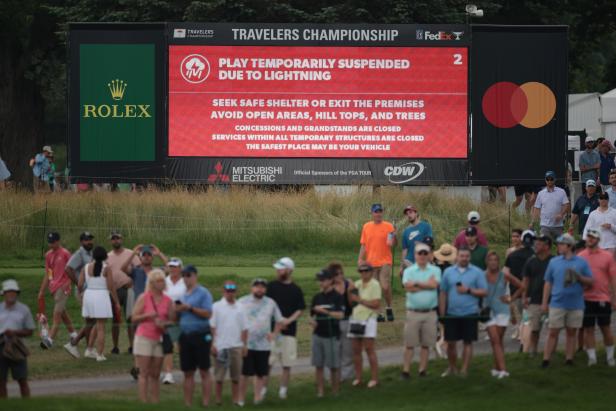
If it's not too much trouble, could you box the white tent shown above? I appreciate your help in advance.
[602,88,616,141]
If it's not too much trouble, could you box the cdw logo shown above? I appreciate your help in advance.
[384,162,425,184]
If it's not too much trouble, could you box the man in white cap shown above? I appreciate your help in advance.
[453,211,488,249]
[541,233,594,368]
[531,171,570,241]
[579,137,600,191]
[0,279,36,398]
[570,179,599,236]
[29,145,52,193]
[264,257,305,399]
[583,192,616,252]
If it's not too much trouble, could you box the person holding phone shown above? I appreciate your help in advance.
[439,248,488,377]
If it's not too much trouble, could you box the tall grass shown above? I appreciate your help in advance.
[0,187,525,261]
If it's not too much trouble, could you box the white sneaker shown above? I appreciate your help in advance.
[96,354,107,362]
[608,358,616,367]
[162,372,175,384]
[490,369,500,377]
[64,342,81,358]
[497,371,510,379]
[588,357,597,367]
[278,387,288,399]
[510,329,519,340]
[441,368,457,378]
[84,348,97,359]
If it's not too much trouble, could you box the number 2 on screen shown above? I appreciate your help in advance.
[453,54,463,65]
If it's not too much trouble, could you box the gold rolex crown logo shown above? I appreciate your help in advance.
[107,79,127,101]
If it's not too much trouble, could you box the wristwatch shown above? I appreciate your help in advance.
[467,288,472,295]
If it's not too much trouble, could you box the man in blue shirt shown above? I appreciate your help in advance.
[30,145,52,193]
[598,140,615,190]
[571,179,599,235]
[176,265,214,407]
[541,234,594,368]
[400,204,433,270]
[439,248,488,377]
[401,243,441,379]
[579,138,601,191]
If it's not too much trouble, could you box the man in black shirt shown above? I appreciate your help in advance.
[521,235,553,355]
[504,230,536,340]
[310,269,344,397]
[265,257,306,400]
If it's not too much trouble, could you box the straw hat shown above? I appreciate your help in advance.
[433,243,457,264]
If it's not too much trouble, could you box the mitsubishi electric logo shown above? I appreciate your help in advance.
[384,162,426,184]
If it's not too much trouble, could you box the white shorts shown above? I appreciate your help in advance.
[347,318,377,339]
[486,313,510,328]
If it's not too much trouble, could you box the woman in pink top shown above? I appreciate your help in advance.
[131,269,176,404]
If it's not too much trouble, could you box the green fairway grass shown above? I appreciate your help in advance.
[6,357,616,410]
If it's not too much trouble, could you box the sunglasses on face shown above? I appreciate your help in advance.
[182,272,194,277]
[545,177,554,181]
[417,250,429,256]
[224,288,237,293]
[358,269,372,273]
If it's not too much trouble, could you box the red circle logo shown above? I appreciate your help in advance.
[482,81,556,129]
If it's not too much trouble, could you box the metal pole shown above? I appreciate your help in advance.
[40,200,48,259]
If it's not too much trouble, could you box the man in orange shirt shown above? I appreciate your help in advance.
[358,203,396,322]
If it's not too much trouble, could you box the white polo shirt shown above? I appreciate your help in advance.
[211,298,247,350]
[164,276,186,302]
[534,186,569,228]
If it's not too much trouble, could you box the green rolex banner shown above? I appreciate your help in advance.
[80,44,155,161]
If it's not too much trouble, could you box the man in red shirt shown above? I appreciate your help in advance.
[37,232,76,349]
[578,229,616,366]
[453,211,488,249]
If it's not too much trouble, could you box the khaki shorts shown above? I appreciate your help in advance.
[373,265,392,290]
[214,347,243,383]
[133,335,163,358]
[270,335,297,368]
[548,307,584,329]
[53,288,69,313]
[404,310,438,347]
[527,304,544,332]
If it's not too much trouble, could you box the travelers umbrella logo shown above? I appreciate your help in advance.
[208,161,230,183]
[181,54,210,84]
[482,81,556,129]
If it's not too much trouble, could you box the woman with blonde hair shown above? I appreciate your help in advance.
[132,269,176,403]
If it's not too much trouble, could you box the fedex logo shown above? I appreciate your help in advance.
[423,31,464,41]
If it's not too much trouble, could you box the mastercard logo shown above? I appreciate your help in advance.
[482,81,556,129]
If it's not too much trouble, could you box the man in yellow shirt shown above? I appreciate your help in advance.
[358,204,396,322]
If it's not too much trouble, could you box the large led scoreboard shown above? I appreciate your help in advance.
[69,23,567,185]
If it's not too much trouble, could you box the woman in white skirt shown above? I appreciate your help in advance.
[79,246,120,361]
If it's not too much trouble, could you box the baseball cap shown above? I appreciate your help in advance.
[371,203,383,213]
[521,229,536,243]
[599,192,610,200]
[140,245,153,256]
[168,258,183,268]
[80,231,94,241]
[316,268,334,281]
[1,279,20,295]
[556,233,576,246]
[465,226,478,237]
[42,145,53,153]
[467,211,480,223]
[586,228,601,239]
[415,243,431,254]
[251,278,267,287]
[47,232,60,243]
[181,264,198,275]
[423,235,434,248]
[273,257,295,271]
[586,179,597,187]
[545,170,556,179]
[585,137,595,143]
[109,231,123,240]
[403,204,417,214]
[358,263,373,272]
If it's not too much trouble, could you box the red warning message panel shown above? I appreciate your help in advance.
[168,46,467,158]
